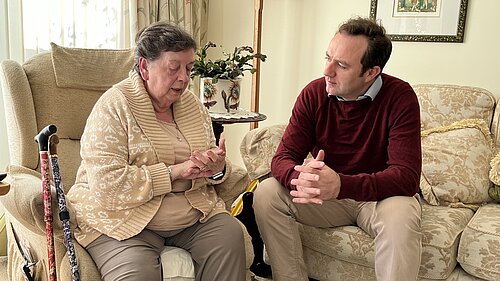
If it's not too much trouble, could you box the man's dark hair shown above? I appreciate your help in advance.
[338,17,392,74]
[134,21,197,73]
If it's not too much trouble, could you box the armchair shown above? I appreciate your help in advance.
[0,43,253,281]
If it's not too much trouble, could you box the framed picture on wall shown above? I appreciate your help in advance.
[369,0,469,42]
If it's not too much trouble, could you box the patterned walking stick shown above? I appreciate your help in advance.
[49,134,81,281]
[34,124,58,281]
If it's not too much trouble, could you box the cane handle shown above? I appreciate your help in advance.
[35,125,57,151]
[49,134,59,156]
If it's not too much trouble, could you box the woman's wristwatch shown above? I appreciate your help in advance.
[210,165,226,180]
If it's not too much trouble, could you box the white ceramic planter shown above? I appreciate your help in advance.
[200,77,241,113]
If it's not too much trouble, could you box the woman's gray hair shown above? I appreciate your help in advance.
[133,21,197,73]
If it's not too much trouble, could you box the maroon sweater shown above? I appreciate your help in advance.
[271,74,421,201]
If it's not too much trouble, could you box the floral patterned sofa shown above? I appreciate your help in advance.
[240,84,500,281]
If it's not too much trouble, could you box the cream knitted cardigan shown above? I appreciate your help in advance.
[67,71,231,247]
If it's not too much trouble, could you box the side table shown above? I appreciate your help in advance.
[209,110,271,279]
[210,111,267,145]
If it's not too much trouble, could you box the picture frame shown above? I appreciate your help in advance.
[369,0,469,42]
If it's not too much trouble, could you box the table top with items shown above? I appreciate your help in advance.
[209,110,267,124]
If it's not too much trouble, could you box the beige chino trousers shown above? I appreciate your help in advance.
[86,213,246,281]
[253,177,422,281]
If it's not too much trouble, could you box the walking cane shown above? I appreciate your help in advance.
[35,124,58,281]
[49,134,81,281]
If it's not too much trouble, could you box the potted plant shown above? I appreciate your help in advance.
[191,41,266,114]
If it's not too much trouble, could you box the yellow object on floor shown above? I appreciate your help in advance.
[0,203,6,256]
[231,179,259,216]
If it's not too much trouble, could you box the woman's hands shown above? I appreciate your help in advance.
[190,138,226,175]
[169,138,227,180]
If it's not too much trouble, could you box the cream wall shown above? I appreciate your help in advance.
[209,0,500,168]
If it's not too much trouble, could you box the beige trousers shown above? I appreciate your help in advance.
[253,177,422,281]
[86,213,246,281]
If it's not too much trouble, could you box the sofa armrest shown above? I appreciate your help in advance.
[240,124,287,181]
[6,213,96,281]
[59,242,100,281]
[0,165,68,237]
[0,60,39,169]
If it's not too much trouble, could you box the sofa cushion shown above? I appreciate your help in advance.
[300,203,474,280]
[50,42,134,91]
[161,246,195,280]
[420,119,494,208]
[414,84,495,131]
[458,204,500,280]
[300,225,374,269]
[23,44,134,146]
[419,204,474,279]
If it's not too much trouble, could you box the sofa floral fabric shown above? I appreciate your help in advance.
[302,247,484,281]
[488,152,500,202]
[419,204,474,279]
[420,119,494,208]
[240,125,497,280]
[458,204,500,280]
[240,124,287,180]
[297,203,474,280]
[240,84,500,281]
[414,84,496,131]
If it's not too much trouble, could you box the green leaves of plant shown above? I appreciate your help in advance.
[191,41,267,81]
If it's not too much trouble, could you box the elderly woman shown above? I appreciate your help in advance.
[67,22,246,281]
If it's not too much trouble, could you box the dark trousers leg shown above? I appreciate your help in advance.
[235,192,272,278]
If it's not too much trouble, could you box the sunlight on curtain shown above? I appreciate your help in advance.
[22,0,128,60]
[0,0,139,63]
[0,0,24,62]
[0,0,208,63]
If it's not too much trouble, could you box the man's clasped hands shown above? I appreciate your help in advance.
[290,150,341,204]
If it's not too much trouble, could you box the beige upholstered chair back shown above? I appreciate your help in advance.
[1,43,134,190]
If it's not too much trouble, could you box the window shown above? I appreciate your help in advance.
[1,0,129,62]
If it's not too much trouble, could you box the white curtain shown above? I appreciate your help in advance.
[0,0,209,64]
[136,0,209,47]
[0,0,24,62]
[0,0,137,64]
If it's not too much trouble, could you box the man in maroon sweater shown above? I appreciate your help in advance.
[253,17,422,281]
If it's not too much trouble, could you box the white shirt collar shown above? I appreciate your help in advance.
[331,75,383,101]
